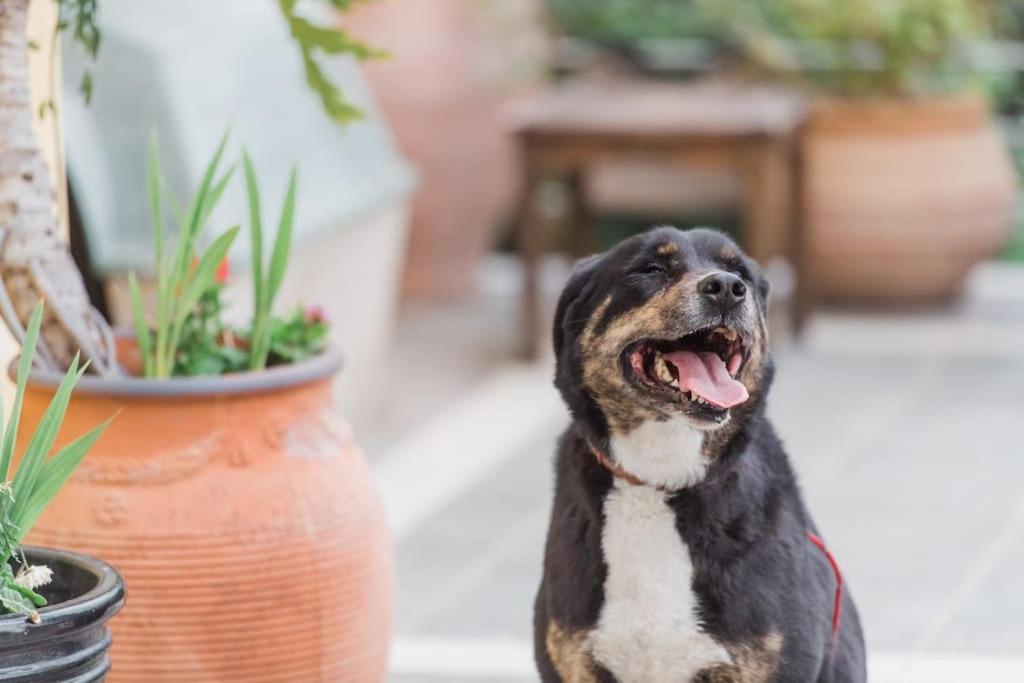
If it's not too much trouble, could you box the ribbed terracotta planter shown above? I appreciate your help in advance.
[15,351,393,682]
[804,93,1017,302]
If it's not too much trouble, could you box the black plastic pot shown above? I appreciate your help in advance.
[0,546,124,682]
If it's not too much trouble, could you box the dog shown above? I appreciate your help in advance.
[534,227,865,682]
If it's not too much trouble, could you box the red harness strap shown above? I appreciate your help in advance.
[806,531,843,653]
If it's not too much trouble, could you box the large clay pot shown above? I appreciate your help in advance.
[347,0,526,300]
[16,351,393,682]
[804,93,1017,302]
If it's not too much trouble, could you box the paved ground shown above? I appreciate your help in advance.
[369,260,1024,682]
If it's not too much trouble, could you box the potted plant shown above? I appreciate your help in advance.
[0,0,378,367]
[704,0,1018,302]
[2,3,393,680]
[1,304,123,681]
[16,136,394,682]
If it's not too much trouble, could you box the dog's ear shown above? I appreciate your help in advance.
[552,254,601,358]
[756,270,770,302]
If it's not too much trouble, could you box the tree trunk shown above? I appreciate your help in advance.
[0,0,115,374]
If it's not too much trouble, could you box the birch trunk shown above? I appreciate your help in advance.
[0,0,115,373]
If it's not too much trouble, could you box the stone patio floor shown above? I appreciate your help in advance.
[367,259,1024,683]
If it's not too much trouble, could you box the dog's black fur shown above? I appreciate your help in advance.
[534,227,866,682]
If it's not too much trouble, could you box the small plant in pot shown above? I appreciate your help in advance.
[15,135,392,682]
[124,132,327,378]
[702,0,1018,303]
[0,304,123,682]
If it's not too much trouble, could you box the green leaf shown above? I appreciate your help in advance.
[243,150,264,324]
[18,419,112,540]
[9,356,86,530]
[249,166,299,370]
[166,227,240,361]
[80,70,93,105]
[0,581,38,622]
[147,132,165,283]
[7,578,46,608]
[174,227,240,330]
[0,304,43,482]
[275,0,379,125]
[158,129,230,377]
[244,150,268,371]
[299,51,364,124]
[186,130,231,239]
[286,15,382,59]
[175,130,231,285]
[266,167,298,306]
[162,180,187,233]
[195,167,237,240]
[128,273,154,377]
[0,486,18,564]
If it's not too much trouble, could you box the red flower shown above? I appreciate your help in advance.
[215,258,230,284]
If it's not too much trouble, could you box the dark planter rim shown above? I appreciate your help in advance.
[9,346,342,398]
[0,545,124,639]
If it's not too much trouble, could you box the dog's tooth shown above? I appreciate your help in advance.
[654,357,673,383]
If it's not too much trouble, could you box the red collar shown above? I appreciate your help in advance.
[590,445,844,650]
[590,447,656,488]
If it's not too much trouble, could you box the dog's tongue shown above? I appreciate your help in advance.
[663,350,749,409]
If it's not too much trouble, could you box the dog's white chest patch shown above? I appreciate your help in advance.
[588,482,731,682]
[609,416,708,490]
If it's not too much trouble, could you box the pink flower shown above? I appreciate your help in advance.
[303,304,326,324]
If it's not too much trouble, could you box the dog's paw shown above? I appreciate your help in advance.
[693,663,742,683]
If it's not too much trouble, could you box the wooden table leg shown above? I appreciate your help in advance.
[788,129,811,337]
[517,160,543,360]
[741,140,787,266]
[565,169,592,259]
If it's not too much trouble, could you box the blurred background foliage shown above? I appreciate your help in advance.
[545,0,1023,105]
[544,0,710,42]
[700,0,987,97]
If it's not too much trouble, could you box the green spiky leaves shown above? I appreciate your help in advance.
[130,130,240,378]
[243,150,298,370]
[0,304,112,623]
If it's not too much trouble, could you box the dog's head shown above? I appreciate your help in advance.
[554,227,773,470]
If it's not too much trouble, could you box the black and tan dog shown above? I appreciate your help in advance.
[534,227,865,682]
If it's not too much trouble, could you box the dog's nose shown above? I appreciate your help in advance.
[698,272,747,309]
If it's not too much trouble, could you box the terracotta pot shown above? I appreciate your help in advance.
[347,0,524,300]
[804,93,1017,302]
[15,351,393,682]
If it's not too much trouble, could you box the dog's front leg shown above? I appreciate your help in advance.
[693,663,742,683]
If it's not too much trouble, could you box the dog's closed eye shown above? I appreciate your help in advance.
[638,263,668,276]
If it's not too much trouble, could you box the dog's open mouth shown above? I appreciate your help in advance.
[626,326,749,416]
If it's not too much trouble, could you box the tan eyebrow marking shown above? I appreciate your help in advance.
[656,243,678,256]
